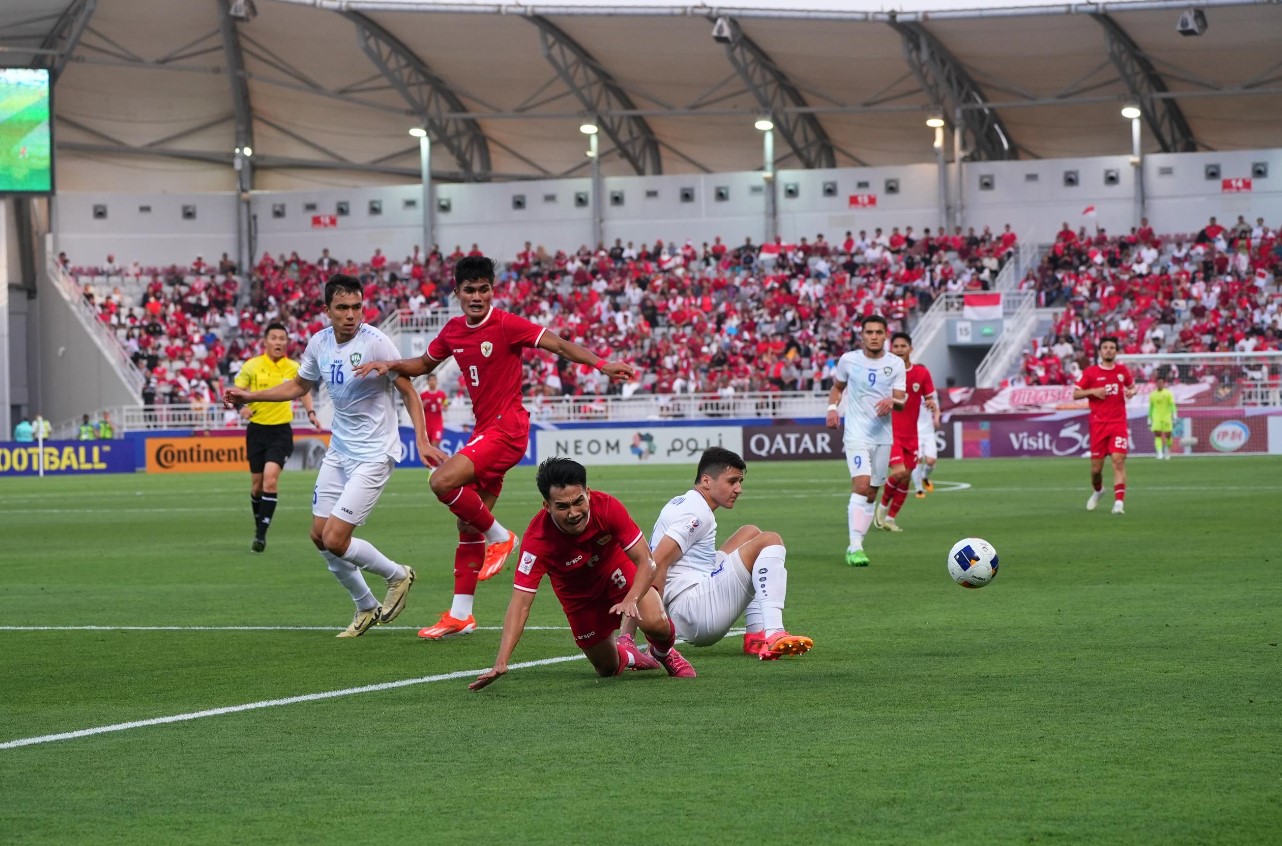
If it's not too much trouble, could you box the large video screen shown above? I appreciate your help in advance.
[0,68,53,194]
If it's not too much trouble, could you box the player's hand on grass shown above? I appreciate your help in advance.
[353,360,391,379]
[469,666,506,691]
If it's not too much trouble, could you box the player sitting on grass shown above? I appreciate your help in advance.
[469,457,695,690]
[639,447,812,661]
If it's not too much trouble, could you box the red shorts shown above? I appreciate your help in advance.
[457,420,529,497]
[1091,423,1130,459]
[889,440,919,473]
[426,421,444,444]
[557,555,636,649]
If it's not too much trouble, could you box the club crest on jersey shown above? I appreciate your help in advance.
[912,382,921,392]
[883,366,893,377]
[349,352,363,368]
[596,533,613,546]
[480,341,493,358]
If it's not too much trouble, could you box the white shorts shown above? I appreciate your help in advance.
[917,426,938,460]
[845,443,890,487]
[312,451,394,526]
[665,550,754,647]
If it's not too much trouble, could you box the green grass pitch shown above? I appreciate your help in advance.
[1,456,1278,844]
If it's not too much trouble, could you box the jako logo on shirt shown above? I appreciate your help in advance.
[1209,420,1249,453]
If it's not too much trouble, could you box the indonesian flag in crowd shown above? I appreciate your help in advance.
[1081,204,1097,217]
[963,292,1002,321]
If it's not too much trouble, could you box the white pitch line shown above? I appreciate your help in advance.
[0,625,567,632]
[0,653,586,751]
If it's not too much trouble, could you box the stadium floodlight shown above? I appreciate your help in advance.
[1121,104,1142,120]
[229,0,257,22]
[408,127,427,138]
[926,114,946,129]
[579,123,598,135]
[754,118,774,132]
[240,146,252,157]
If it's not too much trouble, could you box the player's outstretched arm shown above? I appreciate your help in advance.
[826,381,846,429]
[224,376,314,408]
[469,589,536,691]
[353,354,437,380]
[536,331,636,383]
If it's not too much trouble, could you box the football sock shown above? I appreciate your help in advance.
[643,618,677,658]
[1154,436,1164,457]
[341,537,405,581]
[911,464,925,493]
[256,494,277,538]
[887,481,910,518]
[922,463,934,481]
[436,485,497,534]
[1114,483,1126,502]
[451,532,485,617]
[753,544,787,633]
[880,484,894,507]
[848,493,873,549]
[323,551,377,610]
[745,598,765,633]
[251,494,262,527]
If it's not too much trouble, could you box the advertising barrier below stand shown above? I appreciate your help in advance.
[535,425,742,466]
[0,440,136,476]
[145,432,332,473]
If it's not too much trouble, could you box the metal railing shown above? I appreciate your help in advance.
[109,391,835,433]
[47,258,147,396]
[975,292,1037,388]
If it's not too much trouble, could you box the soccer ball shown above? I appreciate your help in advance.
[948,538,999,589]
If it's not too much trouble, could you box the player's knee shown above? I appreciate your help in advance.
[320,527,350,556]
[757,531,783,548]
[309,529,325,550]
[428,473,453,499]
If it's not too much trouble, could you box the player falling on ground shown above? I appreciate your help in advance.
[647,447,812,660]
[235,321,321,552]
[1148,373,1177,460]
[468,457,695,690]
[225,275,427,637]
[912,381,942,498]
[1072,335,1137,514]
[354,256,635,640]
[419,373,448,452]
[826,315,907,566]
[874,332,937,532]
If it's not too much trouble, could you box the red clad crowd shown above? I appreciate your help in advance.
[1014,215,1281,387]
[68,224,1025,406]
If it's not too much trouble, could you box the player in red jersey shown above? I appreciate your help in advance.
[874,332,936,532]
[469,457,695,689]
[1072,335,1136,514]
[354,256,635,639]
[419,373,448,449]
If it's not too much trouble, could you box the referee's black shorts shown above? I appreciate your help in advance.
[246,422,295,473]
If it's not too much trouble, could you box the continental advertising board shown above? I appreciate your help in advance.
[534,425,742,466]
[145,433,331,473]
[0,440,136,476]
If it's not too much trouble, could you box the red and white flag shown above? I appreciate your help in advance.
[962,292,1002,321]
[1081,205,1097,217]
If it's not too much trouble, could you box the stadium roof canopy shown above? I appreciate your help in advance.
[6,0,1282,190]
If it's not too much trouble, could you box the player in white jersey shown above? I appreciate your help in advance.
[825,315,906,566]
[645,447,812,660]
[225,274,430,637]
[912,389,941,498]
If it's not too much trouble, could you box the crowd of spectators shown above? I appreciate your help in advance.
[1015,215,1282,387]
[69,224,1018,407]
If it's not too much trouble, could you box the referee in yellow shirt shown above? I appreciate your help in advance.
[236,322,321,552]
